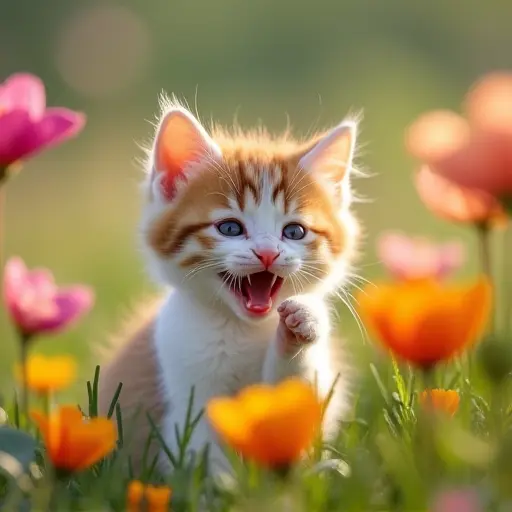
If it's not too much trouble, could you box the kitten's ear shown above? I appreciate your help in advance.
[295,121,357,185]
[151,107,221,200]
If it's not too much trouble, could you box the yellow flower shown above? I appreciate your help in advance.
[31,405,117,472]
[206,378,322,468]
[419,389,460,416]
[357,277,491,368]
[126,481,172,512]
[15,354,76,394]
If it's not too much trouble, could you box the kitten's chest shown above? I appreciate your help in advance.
[155,295,277,392]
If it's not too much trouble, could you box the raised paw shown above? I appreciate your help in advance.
[276,298,320,355]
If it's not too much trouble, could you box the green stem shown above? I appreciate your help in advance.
[477,223,494,333]
[419,368,438,489]
[19,332,33,426]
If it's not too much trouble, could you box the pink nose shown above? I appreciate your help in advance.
[252,249,280,269]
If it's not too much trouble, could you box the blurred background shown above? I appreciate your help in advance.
[1,0,511,395]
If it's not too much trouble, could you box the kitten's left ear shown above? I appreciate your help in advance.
[295,121,357,184]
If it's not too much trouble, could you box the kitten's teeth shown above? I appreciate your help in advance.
[247,274,252,285]
[270,274,277,287]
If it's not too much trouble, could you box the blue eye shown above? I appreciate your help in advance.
[217,220,244,237]
[283,223,306,240]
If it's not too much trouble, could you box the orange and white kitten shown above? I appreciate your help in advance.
[99,97,360,474]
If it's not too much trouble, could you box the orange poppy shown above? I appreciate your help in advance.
[126,480,145,512]
[126,481,172,512]
[357,277,491,368]
[207,378,322,468]
[31,405,117,472]
[419,389,460,416]
[145,485,173,512]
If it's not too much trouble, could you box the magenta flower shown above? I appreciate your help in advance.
[2,257,94,338]
[0,73,85,170]
[377,232,465,281]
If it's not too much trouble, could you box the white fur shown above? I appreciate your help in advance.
[139,100,358,474]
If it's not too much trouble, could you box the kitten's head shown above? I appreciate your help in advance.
[140,97,360,322]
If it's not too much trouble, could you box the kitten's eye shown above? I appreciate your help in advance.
[217,220,244,237]
[283,223,307,240]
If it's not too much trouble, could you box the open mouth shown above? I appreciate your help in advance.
[219,271,284,316]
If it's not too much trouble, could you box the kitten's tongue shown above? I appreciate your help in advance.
[243,271,275,313]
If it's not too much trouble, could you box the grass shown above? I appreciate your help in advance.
[1,328,512,511]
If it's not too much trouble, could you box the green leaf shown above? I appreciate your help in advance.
[0,427,37,477]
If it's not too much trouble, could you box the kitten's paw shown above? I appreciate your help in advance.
[276,298,320,354]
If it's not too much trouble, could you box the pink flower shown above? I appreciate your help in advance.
[377,231,465,281]
[415,166,507,226]
[3,257,94,338]
[431,488,483,512]
[0,73,85,169]
[405,72,512,200]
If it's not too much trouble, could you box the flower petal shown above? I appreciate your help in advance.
[0,73,46,119]
[0,108,85,167]
[249,379,322,465]
[206,397,251,451]
[358,278,492,367]
[415,166,506,225]
[37,286,94,334]
[3,257,28,306]
[36,108,86,149]
[405,110,470,163]
[71,417,117,470]
[0,110,36,166]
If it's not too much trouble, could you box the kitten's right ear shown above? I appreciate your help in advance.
[151,107,221,200]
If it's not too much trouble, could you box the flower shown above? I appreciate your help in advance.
[126,480,144,512]
[419,389,460,416]
[431,488,483,512]
[357,277,491,368]
[3,257,94,338]
[207,378,322,468]
[0,73,85,173]
[145,485,173,512]
[377,231,465,281]
[126,481,172,512]
[405,72,512,201]
[31,405,117,472]
[15,354,76,394]
[415,166,507,226]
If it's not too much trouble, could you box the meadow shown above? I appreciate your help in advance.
[2,1,512,510]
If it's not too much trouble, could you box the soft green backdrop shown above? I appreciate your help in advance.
[1,0,510,396]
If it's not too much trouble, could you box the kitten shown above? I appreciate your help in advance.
[98,96,360,474]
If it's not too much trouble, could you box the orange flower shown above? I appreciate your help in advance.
[419,389,460,416]
[127,480,144,512]
[126,481,172,512]
[146,485,172,512]
[15,354,76,394]
[357,277,491,368]
[31,405,117,472]
[206,378,322,468]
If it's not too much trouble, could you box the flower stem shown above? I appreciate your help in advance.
[19,333,32,426]
[477,223,495,332]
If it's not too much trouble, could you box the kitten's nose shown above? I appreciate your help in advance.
[252,249,280,269]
